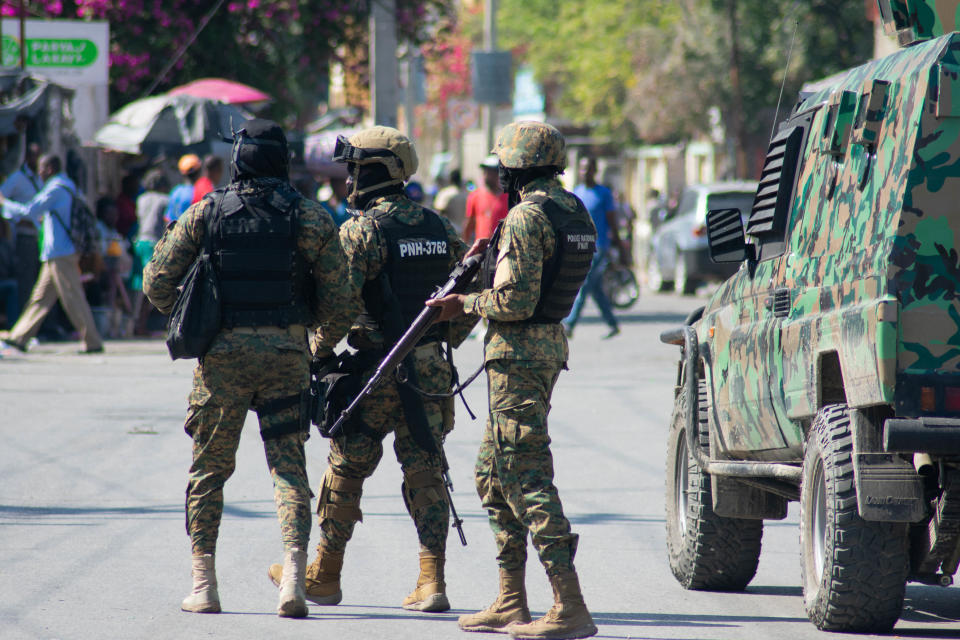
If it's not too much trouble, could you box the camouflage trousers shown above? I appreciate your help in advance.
[184,332,312,556]
[475,358,579,575]
[318,342,453,555]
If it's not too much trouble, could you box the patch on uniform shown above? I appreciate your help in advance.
[397,237,448,258]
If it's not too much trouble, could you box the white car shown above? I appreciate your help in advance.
[648,181,758,294]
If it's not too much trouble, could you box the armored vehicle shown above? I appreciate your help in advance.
[661,1,960,632]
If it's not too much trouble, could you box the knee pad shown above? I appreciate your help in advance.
[401,469,446,516]
[317,468,364,523]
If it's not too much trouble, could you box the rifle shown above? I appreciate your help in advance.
[326,253,483,438]
[440,449,468,546]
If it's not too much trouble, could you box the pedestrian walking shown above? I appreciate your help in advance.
[0,154,104,354]
[267,126,475,613]
[2,142,43,311]
[562,156,629,339]
[142,119,354,618]
[427,121,598,639]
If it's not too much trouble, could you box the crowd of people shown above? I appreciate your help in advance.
[0,132,630,356]
[0,148,244,351]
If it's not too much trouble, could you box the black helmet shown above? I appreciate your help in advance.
[229,118,290,182]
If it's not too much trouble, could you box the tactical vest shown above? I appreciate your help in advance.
[361,208,451,340]
[209,185,313,328]
[484,193,596,324]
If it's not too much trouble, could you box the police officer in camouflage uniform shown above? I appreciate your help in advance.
[143,119,353,618]
[428,121,598,639]
[266,126,474,613]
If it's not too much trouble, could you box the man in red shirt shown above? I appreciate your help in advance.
[463,154,509,242]
[191,155,224,204]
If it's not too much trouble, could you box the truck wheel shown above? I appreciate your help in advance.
[799,404,908,632]
[665,383,763,590]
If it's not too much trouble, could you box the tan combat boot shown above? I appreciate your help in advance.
[269,545,344,605]
[458,567,531,633]
[508,570,597,639]
[401,551,450,612]
[276,548,308,618]
[181,554,221,613]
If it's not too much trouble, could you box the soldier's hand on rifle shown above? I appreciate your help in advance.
[465,237,489,259]
[426,294,467,322]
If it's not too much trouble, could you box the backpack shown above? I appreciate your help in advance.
[51,185,101,257]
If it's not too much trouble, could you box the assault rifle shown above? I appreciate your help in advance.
[326,253,483,547]
[326,253,483,438]
[440,449,468,546]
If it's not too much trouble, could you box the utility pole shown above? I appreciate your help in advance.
[18,0,25,69]
[370,0,398,128]
[482,0,497,152]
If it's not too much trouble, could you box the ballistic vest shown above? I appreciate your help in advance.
[361,207,451,340]
[484,193,596,324]
[209,184,313,328]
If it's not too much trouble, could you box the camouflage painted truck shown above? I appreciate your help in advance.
[660,0,960,632]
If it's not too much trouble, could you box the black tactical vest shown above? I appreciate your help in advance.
[361,208,451,339]
[209,185,313,328]
[484,193,596,324]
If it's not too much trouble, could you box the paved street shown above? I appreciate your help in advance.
[2,291,959,639]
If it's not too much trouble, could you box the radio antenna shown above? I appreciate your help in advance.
[770,13,800,142]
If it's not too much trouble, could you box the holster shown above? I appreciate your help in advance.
[313,351,381,438]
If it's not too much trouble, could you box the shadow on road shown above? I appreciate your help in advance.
[591,610,806,628]
[568,512,664,525]
[899,584,960,629]
[0,500,275,521]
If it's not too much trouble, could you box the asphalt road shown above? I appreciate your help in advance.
[2,291,959,639]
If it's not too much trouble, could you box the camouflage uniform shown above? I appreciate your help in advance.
[143,184,352,555]
[462,176,581,575]
[312,194,472,556]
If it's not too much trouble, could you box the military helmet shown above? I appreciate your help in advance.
[492,121,566,170]
[334,125,418,181]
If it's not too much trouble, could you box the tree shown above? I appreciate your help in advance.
[493,0,872,177]
[0,0,455,125]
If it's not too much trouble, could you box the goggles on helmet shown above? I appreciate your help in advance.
[332,135,395,165]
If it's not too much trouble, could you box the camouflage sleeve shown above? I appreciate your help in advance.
[440,215,480,346]
[297,200,355,357]
[311,215,382,353]
[141,200,207,314]
[463,204,549,321]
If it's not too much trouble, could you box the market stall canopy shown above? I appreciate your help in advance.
[169,78,271,105]
[94,93,251,156]
[0,70,72,136]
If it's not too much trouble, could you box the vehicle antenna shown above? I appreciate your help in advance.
[770,11,801,143]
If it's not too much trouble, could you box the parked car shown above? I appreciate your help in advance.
[647,181,758,294]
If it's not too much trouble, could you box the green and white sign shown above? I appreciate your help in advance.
[2,35,98,68]
[1,20,108,86]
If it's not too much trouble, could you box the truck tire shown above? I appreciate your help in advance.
[665,383,763,590]
[799,404,909,632]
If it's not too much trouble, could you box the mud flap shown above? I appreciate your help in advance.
[711,476,788,520]
[853,453,926,522]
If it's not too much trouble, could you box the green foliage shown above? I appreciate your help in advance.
[494,0,872,158]
[7,0,454,125]
[496,0,680,140]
